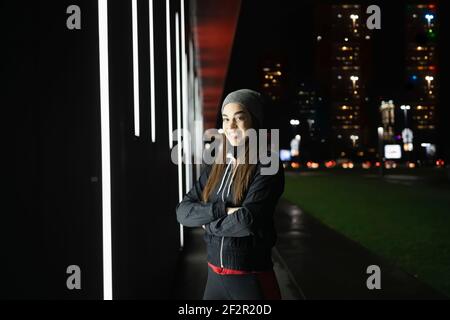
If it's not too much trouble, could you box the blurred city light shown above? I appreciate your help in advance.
[342,162,354,169]
[307,161,319,169]
[385,160,397,169]
[362,161,371,169]
[280,149,291,161]
[407,161,416,168]
[350,135,359,147]
[425,75,434,90]
[436,159,445,167]
[425,14,434,27]
[291,162,300,169]
[325,160,336,168]
[350,14,359,28]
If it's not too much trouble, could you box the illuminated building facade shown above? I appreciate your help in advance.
[296,83,321,142]
[380,100,396,143]
[260,61,284,101]
[404,3,438,159]
[315,3,372,158]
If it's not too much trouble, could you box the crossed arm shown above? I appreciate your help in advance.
[201,207,240,229]
[176,163,284,238]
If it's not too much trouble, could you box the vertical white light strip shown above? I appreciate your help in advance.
[194,77,202,180]
[180,0,191,192]
[175,12,184,248]
[166,0,173,148]
[149,0,156,142]
[98,0,113,300]
[189,40,200,180]
[132,0,140,137]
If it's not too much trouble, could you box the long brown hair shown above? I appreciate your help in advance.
[202,134,256,205]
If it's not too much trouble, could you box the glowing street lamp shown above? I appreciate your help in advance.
[350,75,359,89]
[400,105,410,129]
[350,135,359,147]
[350,14,359,28]
[377,127,384,176]
[425,14,434,28]
[290,119,300,137]
[425,75,434,90]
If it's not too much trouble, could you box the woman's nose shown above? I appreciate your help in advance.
[230,120,237,128]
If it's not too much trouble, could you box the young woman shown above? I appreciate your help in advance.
[176,89,285,300]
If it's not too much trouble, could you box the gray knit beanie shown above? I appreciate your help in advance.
[221,89,264,127]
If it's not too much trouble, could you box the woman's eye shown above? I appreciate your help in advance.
[223,118,229,122]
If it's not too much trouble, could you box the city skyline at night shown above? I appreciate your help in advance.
[225,0,446,164]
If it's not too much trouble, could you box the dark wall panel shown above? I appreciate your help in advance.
[4,0,181,299]
[5,1,103,299]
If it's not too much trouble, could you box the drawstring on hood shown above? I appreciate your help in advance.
[216,153,237,201]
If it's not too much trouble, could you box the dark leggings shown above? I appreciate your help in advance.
[203,267,281,300]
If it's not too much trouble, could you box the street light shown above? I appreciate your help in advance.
[425,14,434,28]
[425,75,434,90]
[350,75,359,89]
[400,105,410,129]
[400,105,412,161]
[290,119,300,138]
[350,135,359,148]
[350,14,359,28]
[377,127,384,176]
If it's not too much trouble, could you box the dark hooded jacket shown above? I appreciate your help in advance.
[176,156,284,271]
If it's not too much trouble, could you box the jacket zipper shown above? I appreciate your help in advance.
[219,159,233,268]
[220,236,224,267]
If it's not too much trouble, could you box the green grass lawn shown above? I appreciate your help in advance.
[283,169,450,297]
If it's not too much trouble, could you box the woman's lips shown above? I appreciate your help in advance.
[229,132,239,139]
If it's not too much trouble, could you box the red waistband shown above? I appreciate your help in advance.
[207,262,272,275]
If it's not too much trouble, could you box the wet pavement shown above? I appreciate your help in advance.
[172,199,447,300]
[274,199,447,299]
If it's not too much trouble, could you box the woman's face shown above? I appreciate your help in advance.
[222,103,253,146]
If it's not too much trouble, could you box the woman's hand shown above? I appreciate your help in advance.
[226,207,241,215]
[202,207,241,229]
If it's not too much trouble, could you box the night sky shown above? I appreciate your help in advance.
[224,0,450,159]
